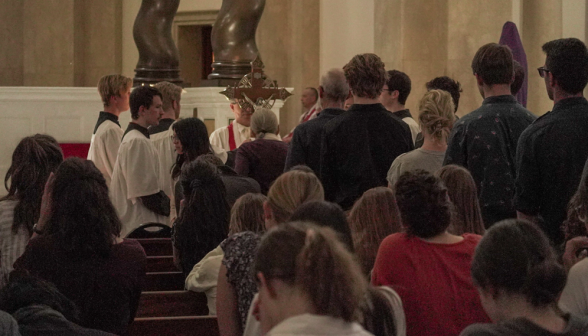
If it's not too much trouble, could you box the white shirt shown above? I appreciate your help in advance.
[87,118,123,186]
[209,120,250,151]
[110,128,168,237]
[150,127,177,220]
[559,257,588,315]
[0,199,29,289]
[267,314,373,336]
[185,245,223,315]
[401,117,420,145]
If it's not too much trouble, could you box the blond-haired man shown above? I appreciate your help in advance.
[87,74,132,186]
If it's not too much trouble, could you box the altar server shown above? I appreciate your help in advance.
[87,74,132,186]
[110,86,170,236]
[209,100,254,151]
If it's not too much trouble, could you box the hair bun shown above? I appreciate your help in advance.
[522,261,566,306]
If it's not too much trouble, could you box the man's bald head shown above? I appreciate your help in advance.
[320,68,349,104]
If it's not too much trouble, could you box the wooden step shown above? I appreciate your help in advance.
[135,238,173,256]
[128,316,219,336]
[137,290,209,317]
[143,271,185,291]
[146,256,176,272]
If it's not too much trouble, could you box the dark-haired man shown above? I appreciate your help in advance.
[321,54,412,209]
[426,76,462,115]
[110,86,170,236]
[380,70,420,144]
[516,38,588,244]
[445,43,535,228]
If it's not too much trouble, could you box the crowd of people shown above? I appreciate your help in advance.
[0,37,588,336]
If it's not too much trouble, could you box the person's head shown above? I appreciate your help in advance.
[511,60,525,95]
[395,170,451,238]
[417,90,455,143]
[426,76,462,113]
[230,99,255,127]
[287,164,314,174]
[380,70,411,108]
[0,275,80,323]
[436,165,485,235]
[348,187,402,275]
[471,43,514,92]
[176,158,230,271]
[541,38,588,99]
[97,74,132,112]
[343,53,387,100]
[44,158,122,258]
[154,81,182,119]
[130,86,163,126]
[250,108,279,139]
[171,117,212,179]
[301,87,319,110]
[564,160,588,240]
[196,153,224,167]
[229,193,267,236]
[2,134,63,236]
[264,170,324,228]
[289,201,353,252]
[319,69,349,106]
[254,222,367,333]
[471,219,567,322]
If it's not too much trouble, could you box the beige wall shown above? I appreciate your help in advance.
[0,0,24,86]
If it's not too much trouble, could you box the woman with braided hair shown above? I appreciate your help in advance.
[13,157,146,334]
[386,89,455,188]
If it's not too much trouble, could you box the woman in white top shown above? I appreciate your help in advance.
[387,90,455,188]
[0,134,63,288]
[253,222,373,336]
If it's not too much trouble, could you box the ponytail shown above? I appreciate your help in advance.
[255,222,366,322]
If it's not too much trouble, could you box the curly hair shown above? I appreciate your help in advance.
[395,170,452,238]
[44,158,122,258]
[542,38,588,94]
[343,54,388,99]
[426,76,462,112]
[418,90,455,142]
[1,134,63,236]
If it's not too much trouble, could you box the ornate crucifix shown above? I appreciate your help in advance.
[219,56,292,110]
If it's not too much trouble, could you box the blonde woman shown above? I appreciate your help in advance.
[235,108,288,194]
[217,170,324,336]
[387,89,455,188]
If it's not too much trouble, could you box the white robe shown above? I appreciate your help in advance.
[87,119,123,187]
[209,120,250,151]
[110,129,168,237]
[150,127,177,221]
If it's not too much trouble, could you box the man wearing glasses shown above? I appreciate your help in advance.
[515,38,588,245]
[444,43,536,228]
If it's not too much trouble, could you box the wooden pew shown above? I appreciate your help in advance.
[136,238,173,256]
[137,290,209,317]
[128,316,219,336]
[146,256,176,272]
[143,271,185,291]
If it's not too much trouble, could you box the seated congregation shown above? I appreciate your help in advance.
[2,37,588,336]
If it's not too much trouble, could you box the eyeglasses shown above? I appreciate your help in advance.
[537,67,550,78]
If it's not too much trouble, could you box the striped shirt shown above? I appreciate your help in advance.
[0,199,30,288]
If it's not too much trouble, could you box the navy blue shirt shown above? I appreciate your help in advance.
[444,95,536,227]
[320,103,413,210]
[284,108,345,174]
[515,97,588,244]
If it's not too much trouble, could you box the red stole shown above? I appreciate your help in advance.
[227,123,237,151]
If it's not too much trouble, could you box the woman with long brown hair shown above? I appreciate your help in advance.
[348,187,402,276]
[436,165,485,235]
[0,134,63,289]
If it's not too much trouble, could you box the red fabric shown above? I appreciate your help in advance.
[59,143,91,159]
[227,123,237,151]
[372,233,490,336]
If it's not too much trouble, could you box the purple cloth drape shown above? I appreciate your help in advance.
[499,21,528,107]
